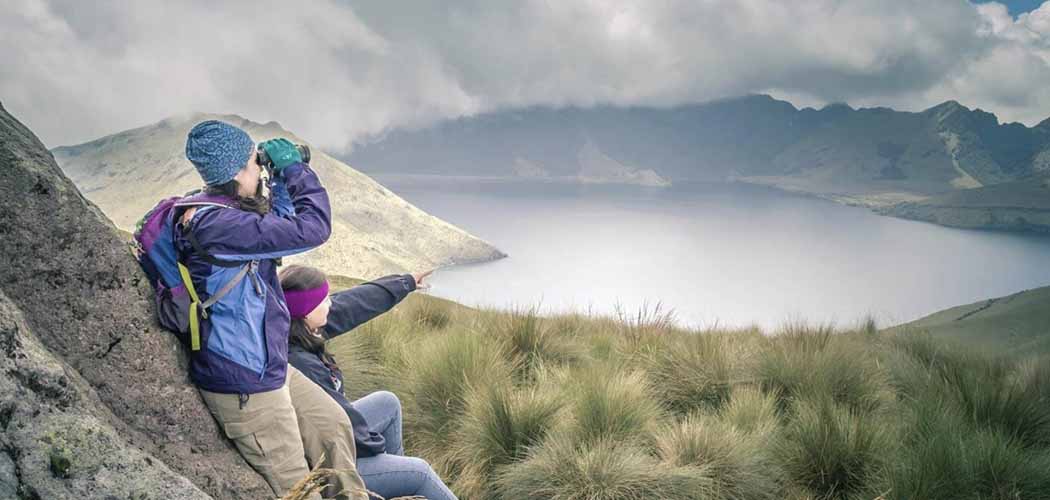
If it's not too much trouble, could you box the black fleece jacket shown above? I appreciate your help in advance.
[286,274,416,457]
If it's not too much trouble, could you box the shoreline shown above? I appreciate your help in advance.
[374,171,1050,236]
[729,177,1050,236]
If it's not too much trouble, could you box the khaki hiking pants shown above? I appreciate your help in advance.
[200,366,367,500]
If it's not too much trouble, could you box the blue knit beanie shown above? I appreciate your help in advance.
[185,120,254,186]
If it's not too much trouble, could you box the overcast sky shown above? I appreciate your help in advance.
[3,0,1050,152]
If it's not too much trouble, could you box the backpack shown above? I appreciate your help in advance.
[133,191,250,351]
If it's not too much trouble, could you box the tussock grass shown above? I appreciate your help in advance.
[758,323,891,415]
[408,298,456,330]
[776,397,895,499]
[398,331,515,473]
[564,365,664,447]
[614,300,678,345]
[859,315,879,336]
[645,331,754,414]
[656,413,782,500]
[489,306,586,378]
[889,332,1050,448]
[321,276,1050,499]
[450,383,565,498]
[891,397,1050,499]
[720,386,779,435]
[548,311,588,338]
[494,437,712,500]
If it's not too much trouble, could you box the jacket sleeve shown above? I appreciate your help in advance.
[323,274,416,339]
[189,163,332,261]
[269,175,294,218]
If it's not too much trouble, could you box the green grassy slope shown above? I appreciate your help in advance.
[885,285,1050,358]
[323,274,1050,500]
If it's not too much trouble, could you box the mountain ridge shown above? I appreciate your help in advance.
[347,94,1050,232]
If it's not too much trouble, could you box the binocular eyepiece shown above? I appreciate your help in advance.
[256,143,311,169]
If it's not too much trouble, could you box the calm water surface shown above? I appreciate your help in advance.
[376,176,1050,331]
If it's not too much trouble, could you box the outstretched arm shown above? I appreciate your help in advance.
[324,274,417,338]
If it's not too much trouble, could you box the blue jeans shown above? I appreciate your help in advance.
[353,391,457,500]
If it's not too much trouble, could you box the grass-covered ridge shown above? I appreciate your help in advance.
[325,278,1050,500]
[885,284,1050,358]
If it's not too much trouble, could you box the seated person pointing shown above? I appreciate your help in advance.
[279,265,457,500]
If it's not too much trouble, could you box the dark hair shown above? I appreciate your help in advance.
[279,265,337,365]
[206,175,271,216]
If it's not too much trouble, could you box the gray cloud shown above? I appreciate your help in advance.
[2,0,1050,152]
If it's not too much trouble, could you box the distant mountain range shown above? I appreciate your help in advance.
[347,94,1050,232]
[51,114,505,279]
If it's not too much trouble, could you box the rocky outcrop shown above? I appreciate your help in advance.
[0,290,209,499]
[0,101,269,498]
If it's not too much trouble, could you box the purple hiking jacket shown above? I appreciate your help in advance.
[175,163,331,394]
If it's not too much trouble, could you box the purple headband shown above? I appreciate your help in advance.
[284,281,330,318]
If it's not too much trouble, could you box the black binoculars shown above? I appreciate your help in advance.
[256,143,311,169]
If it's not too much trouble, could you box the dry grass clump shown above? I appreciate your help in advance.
[278,468,374,500]
[889,394,1050,499]
[487,306,586,379]
[450,383,565,498]
[720,385,779,435]
[655,413,783,500]
[645,331,755,415]
[889,332,1050,448]
[563,365,665,447]
[494,437,712,500]
[398,331,515,473]
[615,301,678,339]
[775,396,895,500]
[407,297,456,330]
[758,322,892,415]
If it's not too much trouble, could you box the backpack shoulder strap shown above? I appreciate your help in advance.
[176,203,243,269]
[171,197,251,352]
[177,260,251,351]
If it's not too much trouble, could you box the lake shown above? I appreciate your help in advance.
[375,175,1050,331]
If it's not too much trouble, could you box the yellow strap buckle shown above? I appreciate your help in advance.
[179,263,203,351]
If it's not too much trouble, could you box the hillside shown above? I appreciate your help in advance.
[348,95,1050,231]
[885,284,1050,357]
[51,114,506,279]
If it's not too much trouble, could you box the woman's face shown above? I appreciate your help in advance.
[303,295,332,332]
[233,148,262,198]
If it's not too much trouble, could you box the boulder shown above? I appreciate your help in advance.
[0,289,209,498]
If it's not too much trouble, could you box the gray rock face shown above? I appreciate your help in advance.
[0,101,270,498]
[1,290,210,499]
[0,449,17,498]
